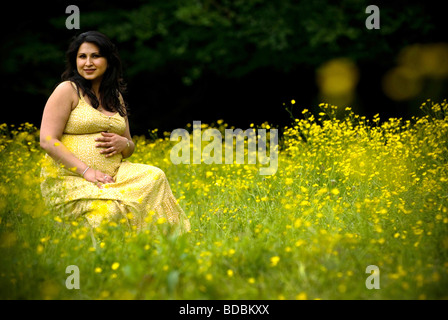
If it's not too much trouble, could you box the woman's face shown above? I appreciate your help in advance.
[76,42,108,83]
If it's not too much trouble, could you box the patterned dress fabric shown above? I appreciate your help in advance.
[40,82,190,232]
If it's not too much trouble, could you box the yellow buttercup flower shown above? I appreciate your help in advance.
[111,262,120,270]
[270,256,280,267]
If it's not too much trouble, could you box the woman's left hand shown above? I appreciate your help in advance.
[95,132,128,158]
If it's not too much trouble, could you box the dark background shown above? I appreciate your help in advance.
[1,0,447,136]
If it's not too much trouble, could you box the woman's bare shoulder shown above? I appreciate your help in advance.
[51,81,79,109]
[54,81,78,94]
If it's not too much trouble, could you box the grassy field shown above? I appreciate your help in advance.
[0,100,447,300]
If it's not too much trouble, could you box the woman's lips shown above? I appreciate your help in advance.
[84,69,96,74]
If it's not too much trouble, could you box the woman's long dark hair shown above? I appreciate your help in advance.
[61,31,129,117]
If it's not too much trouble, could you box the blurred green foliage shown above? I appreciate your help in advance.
[2,0,435,93]
[89,0,432,82]
[1,0,442,136]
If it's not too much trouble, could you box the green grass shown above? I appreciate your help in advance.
[0,100,447,300]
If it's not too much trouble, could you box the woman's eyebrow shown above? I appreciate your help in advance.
[78,51,101,55]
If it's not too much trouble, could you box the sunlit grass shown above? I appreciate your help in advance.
[0,100,447,299]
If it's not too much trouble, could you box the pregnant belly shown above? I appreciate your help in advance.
[61,133,122,177]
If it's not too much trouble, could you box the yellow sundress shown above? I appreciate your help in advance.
[40,83,190,233]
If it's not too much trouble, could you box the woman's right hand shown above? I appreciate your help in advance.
[83,167,115,188]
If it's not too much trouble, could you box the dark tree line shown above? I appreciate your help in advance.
[1,0,446,135]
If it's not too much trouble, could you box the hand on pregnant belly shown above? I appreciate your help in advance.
[95,132,128,158]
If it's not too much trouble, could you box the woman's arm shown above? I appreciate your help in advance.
[39,81,88,175]
[120,93,134,158]
[40,82,114,186]
[121,116,135,158]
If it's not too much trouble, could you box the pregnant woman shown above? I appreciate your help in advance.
[40,31,190,233]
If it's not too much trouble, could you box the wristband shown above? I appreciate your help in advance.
[82,166,90,177]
